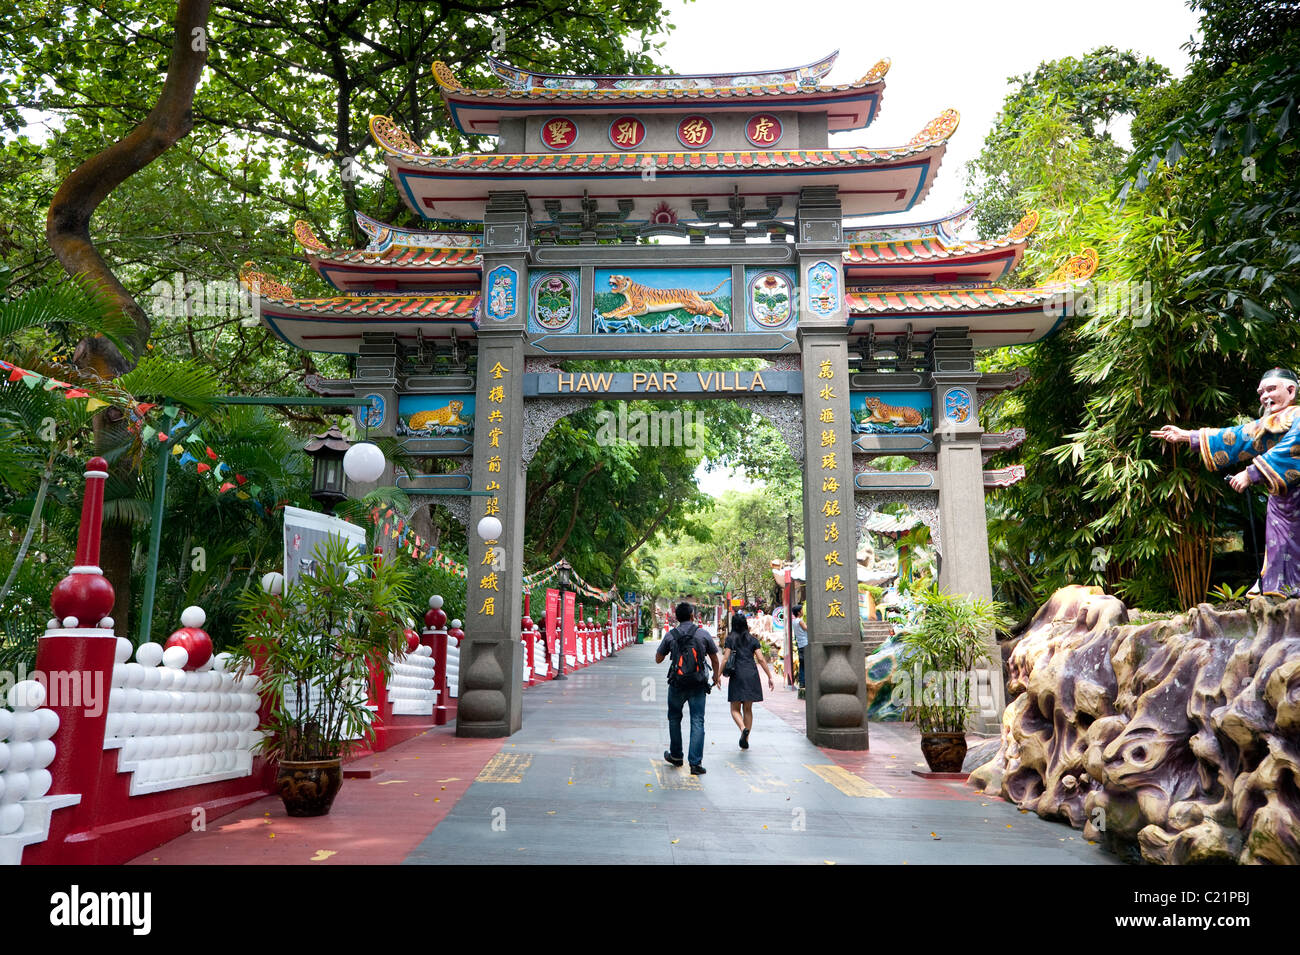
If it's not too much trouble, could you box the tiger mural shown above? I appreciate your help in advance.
[599,274,728,321]
[863,396,924,428]
[407,401,466,431]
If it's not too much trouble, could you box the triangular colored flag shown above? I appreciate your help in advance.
[236,491,251,500]
[85,398,108,412]
[21,373,39,389]
[219,481,236,494]
[136,402,155,416]
[172,444,183,456]
[196,463,210,474]
[179,451,196,466]
[142,426,156,442]
[205,446,218,461]
[235,474,247,485]
[249,485,262,496]
[64,389,89,399]
[157,432,169,442]
[8,366,26,383]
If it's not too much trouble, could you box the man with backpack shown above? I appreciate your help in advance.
[655,602,721,775]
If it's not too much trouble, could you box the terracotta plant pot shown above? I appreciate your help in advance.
[919,732,967,774]
[276,758,344,817]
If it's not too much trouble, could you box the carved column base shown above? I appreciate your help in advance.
[805,640,869,750]
[455,639,523,738]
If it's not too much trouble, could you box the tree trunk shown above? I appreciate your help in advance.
[46,0,213,637]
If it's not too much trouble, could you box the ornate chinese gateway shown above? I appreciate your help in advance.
[243,49,1097,744]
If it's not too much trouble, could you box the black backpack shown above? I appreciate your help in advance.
[669,623,709,689]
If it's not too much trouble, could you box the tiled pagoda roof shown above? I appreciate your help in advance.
[842,211,1038,283]
[432,53,890,134]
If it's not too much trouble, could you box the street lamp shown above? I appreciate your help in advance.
[303,424,351,514]
[553,559,572,681]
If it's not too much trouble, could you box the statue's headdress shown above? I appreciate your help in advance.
[1259,367,1298,386]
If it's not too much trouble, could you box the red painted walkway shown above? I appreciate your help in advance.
[130,729,504,865]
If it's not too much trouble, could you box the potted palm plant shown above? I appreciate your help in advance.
[229,535,415,816]
[895,584,1010,774]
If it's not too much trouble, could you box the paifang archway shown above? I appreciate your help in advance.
[244,50,1096,747]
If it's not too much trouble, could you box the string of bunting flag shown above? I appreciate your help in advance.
[370,506,469,576]
[1,356,267,506]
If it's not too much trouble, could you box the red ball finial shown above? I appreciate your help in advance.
[50,457,115,626]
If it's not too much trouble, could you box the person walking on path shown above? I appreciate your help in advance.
[656,602,721,775]
[791,604,809,698]
[719,612,775,750]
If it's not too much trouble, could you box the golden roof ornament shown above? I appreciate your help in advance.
[239,262,295,300]
[293,220,329,252]
[369,115,421,157]
[1047,247,1100,283]
[1007,210,1040,242]
[906,109,960,148]
[860,58,892,83]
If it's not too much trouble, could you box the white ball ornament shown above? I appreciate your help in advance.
[27,769,52,798]
[136,642,164,668]
[61,617,79,629]
[8,680,45,711]
[260,572,285,596]
[3,771,29,802]
[180,605,206,629]
[0,709,12,741]
[429,595,444,610]
[342,441,385,483]
[451,619,463,629]
[115,638,133,664]
[98,617,114,630]
[162,645,188,670]
[0,743,9,773]
[0,803,23,835]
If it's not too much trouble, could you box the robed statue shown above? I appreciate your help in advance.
[1152,368,1300,596]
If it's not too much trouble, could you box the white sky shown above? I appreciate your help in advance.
[657,0,1200,222]
[667,0,1201,496]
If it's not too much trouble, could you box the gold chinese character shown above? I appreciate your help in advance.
[480,572,500,592]
[681,118,709,145]
[480,597,496,615]
[489,427,503,448]
[825,574,845,592]
[827,599,845,618]
[821,499,841,517]
[487,455,502,472]
[825,551,843,566]
[824,522,839,543]
[821,429,836,448]
[488,386,505,403]
[819,408,834,423]
[490,361,509,379]
[546,120,572,142]
[489,409,503,422]
[481,550,496,566]
[822,476,839,493]
[817,360,834,380]
[819,385,837,401]
[484,496,500,516]
[751,116,776,143]
[614,119,642,146]
[821,452,837,470]
[485,481,501,491]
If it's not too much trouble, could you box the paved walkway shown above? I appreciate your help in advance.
[133,643,1116,865]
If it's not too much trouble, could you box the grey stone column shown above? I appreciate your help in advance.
[457,191,529,738]
[350,333,401,549]
[796,186,868,750]
[928,327,1005,731]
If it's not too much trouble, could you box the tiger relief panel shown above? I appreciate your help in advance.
[397,394,476,437]
[591,268,732,334]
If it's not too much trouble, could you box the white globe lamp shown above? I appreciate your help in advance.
[343,441,386,483]
[476,516,503,542]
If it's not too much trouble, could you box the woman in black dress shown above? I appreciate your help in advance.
[720,613,775,749]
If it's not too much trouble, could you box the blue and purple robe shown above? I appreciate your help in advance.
[1194,404,1300,595]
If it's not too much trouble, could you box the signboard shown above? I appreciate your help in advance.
[524,369,800,398]
[563,591,577,656]
[545,588,559,653]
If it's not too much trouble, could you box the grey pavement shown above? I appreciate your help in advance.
[404,642,1117,865]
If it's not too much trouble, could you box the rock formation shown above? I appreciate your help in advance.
[970,585,1300,864]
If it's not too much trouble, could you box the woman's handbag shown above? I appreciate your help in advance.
[722,640,737,678]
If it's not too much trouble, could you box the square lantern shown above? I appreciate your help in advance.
[303,424,351,513]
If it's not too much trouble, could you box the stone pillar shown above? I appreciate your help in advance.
[457,191,529,738]
[796,186,868,750]
[928,327,1005,730]
[350,333,402,540]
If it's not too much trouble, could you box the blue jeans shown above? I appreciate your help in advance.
[798,646,806,688]
[667,683,707,767]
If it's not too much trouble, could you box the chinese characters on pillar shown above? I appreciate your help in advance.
[478,359,511,618]
[817,358,847,621]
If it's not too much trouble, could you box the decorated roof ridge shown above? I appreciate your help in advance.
[432,54,890,100]
[241,261,478,307]
[355,210,483,252]
[483,50,838,88]
[253,293,481,320]
[845,248,1099,312]
[293,219,482,267]
[369,108,957,166]
[843,211,1039,263]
